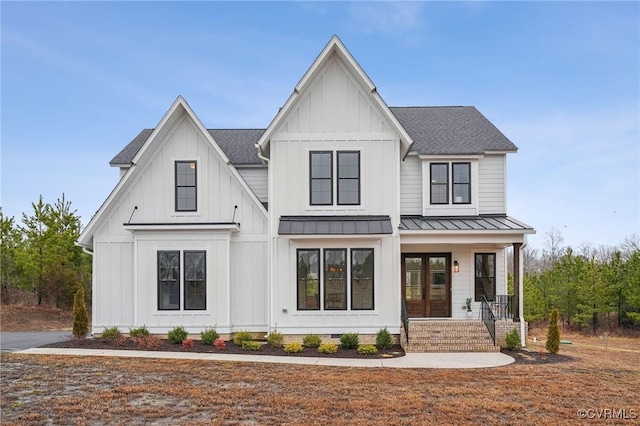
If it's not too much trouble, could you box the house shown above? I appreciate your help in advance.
[77,35,534,351]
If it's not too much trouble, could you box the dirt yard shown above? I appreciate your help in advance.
[2,332,638,425]
[0,305,80,332]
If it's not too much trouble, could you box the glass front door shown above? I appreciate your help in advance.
[402,253,451,317]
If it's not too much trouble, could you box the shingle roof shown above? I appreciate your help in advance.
[109,107,515,166]
[278,216,393,235]
[109,128,264,166]
[399,215,533,232]
[390,106,518,155]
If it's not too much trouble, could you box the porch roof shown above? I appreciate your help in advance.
[399,215,534,233]
[278,215,393,235]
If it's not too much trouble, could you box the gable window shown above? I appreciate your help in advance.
[158,250,207,311]
[337,151,360,205]
[310,152,332,205]
[452,162,471,204]
[297,249,320,310]
[475,253,496,302]
[430,163,449,204]
[175,161,197,212]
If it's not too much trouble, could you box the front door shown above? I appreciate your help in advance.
[402,253,451,317]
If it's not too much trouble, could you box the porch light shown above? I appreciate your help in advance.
[453,261,459,273]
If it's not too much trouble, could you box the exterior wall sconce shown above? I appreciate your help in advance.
[453,260,460,273]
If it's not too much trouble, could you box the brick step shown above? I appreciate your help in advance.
[401,320,498,353]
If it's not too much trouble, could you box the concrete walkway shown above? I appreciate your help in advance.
[17,347,514,369]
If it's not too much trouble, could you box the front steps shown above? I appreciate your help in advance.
[401,319,499,353]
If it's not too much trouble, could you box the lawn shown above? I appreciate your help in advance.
[1,333,638,425]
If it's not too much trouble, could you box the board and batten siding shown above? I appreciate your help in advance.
[478,154,506,215]
[237,167,268,203]
[400,155,422,215]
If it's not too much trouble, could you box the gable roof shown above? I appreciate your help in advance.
[390,106,517,155]
[256,35,414,159]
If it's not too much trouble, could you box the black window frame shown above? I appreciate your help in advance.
[183,250,207,311]
[157,250,180,311]
[324,249,347,310]
[351,248,375,310]
[452,162,471,205]
[297,249,321,310]
[309,151,333,206]
[474,253,496,302]
[337,151,361,206]
[430,163,449,205]
[175,161,198,212]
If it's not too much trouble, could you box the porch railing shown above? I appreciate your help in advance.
[481,295,496,345]
[401,299,409,344]
[491,294,514,320]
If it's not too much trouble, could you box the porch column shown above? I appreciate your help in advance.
[512,243,522,322]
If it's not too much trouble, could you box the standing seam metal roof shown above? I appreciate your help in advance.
[399,216,533,232]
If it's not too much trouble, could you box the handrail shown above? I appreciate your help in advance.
[401,298,409,344]
[481,295,496,345]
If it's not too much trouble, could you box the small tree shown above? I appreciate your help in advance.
[546,308,561,354]
[72,284,89,338]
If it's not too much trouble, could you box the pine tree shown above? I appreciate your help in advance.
[546,308,561,354]
[73,284,89,338]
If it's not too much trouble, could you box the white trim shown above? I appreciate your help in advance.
[124,223,240,232]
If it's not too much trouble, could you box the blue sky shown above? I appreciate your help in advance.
[2,1,638,251]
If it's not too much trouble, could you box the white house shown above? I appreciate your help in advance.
[77,36,534,350]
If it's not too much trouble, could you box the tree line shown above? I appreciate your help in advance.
[1,194,91,308]
[519,229,640,332]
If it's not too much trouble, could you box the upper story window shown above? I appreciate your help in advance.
[175,161,197,212]
[430,162,470,205]
[310,150,361,206]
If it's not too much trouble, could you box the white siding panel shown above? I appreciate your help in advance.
[400,155,422,215]
[478,154,506,214]
[230,240,268,328]
[237,168,268,203]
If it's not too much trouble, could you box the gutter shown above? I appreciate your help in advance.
[74,241,93,256]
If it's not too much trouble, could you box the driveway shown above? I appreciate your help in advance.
[0,331,72,352]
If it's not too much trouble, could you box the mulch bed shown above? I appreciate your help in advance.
[502,348,575,364]
[42,337,406,359]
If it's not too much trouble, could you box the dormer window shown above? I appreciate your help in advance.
[430,162,470,205]
[175,161,197,212]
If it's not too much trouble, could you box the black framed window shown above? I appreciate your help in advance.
[297,249,320,310]
[158,251,180,310]
[337,151,360,205]
[430,163,448,204]
[310,152,332,205]
[184,251,206,310]
[452,162,471,204]
[475,253,496,302]
[175,161,197,211]
[324,249,347,310]
[351,249,374,310]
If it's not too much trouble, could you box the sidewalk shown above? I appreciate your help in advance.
[18,347,514,369]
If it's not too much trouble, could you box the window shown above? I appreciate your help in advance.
[297,249,320,310]
[297,248,374,311]
[475,253,496,302]
[158,250,207,311]
[430,163,448,204]
[324,249,346,310]
[337,151,360,205]
[430,162,472,205]
[452,162,471,204]
[352,249,374,310]
[310,152,332,205]
[175,161,197,211]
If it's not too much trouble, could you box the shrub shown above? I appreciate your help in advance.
[505,329,520,350]
[357,344,378,355]
[317,342,338,354]
[340,333,359,349]
[72,284,89,338]
[167,326,188,344]
[546,308,561,354]
[213,338,226,350]
[302,333,322,348]
[101,326,122,340]
[200,327,220,345]
[283,343,303,353]
[242,341,262,351]
[266,332,284,348]
[129,325,149,337]
[135,335,163,350]
[182,338,195,349]
[233,331,254,346]
[376,327,393,350]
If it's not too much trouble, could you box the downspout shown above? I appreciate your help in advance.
[75,241,93,257]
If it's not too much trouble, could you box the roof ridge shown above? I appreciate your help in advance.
[389,105,469,109]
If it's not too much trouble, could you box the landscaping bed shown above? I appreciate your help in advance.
[502,347,575,364]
